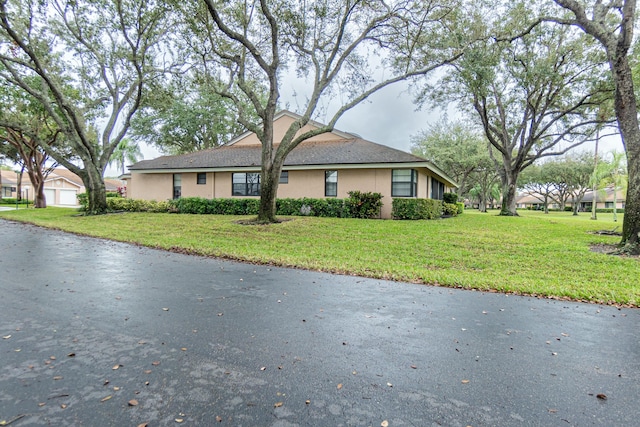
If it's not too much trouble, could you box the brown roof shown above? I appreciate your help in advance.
[131,138,433,170]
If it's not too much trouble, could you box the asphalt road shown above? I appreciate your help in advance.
[1,219,639,426]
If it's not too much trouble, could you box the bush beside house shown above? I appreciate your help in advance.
[81,192,454,220]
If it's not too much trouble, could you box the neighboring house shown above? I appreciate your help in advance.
[516,193,562,210]
[516,186,626,211]
[126,111,457,219]
[0,170,25,199]
[579,186,626,211]
[2,168,121,206]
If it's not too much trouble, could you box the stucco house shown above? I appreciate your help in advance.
[1,168,122,206]
[126,111,457,219]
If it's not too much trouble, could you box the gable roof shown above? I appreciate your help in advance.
[227,110,357,146]
[129,111,457,187]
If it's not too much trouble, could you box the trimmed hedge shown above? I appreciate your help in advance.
[0,198,29,205]
[456,202,465,214]
[346,191,383,219]
[107,198,171,213]
[443,193,458,204]
[102,195,449,221]
[392,198,443,220]
[442,202,459,217]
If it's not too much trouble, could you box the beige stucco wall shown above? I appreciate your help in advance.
[233,114,346,146]
[130,173,173,201]
[129,166,454,218]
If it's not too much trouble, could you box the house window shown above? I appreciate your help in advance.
[232,172,260,196]
[325,170,337,197]
[173,174,182,199]
[392,169,417,197]
[197,173,206,185]
[431,177,445,200]
[605,202,614,209]
[279,171,289,184]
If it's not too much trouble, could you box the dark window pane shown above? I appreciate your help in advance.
[325,171,337,197]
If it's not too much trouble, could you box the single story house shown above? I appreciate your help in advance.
[126,111,457,219]
[0,170,23,199]
[516,186,626,211]
[1,168,122,206]
[579,186,626,211]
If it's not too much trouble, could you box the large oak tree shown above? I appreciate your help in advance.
[182,0,469,222]
[544,0,640,251]
[0,0,171,214]
[431,6,610,216]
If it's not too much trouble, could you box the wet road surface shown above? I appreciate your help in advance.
[1,219,639,426]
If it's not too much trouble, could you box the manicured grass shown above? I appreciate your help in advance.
[1,207,638,306]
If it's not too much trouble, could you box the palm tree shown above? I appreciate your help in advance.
[109,138,142,175]
[602,151,627,222]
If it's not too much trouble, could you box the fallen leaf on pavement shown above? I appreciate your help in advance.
[381,421,389,427]
[337,383,343,390]
[128,399,139,406]
[274,402,283,408]
[461,380,470,384]
[597,394,607,400]
[216,416,222,422]
[152,361,160,366]
[101,396,112,402]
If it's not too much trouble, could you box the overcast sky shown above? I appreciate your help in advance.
[120,76,624,178]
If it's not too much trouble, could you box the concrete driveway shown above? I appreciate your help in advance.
[1,219,639,426]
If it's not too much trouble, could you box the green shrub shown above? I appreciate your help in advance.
[456,202,465,214]
[442,202,459,217]
[346,191,383,219]
[596,208,625,214]
[443,193,458,204]
[564,206,573,212]
[77,193,88,210]
[0,198,28,205]
[107,198,170,213]
[392,198,443,220]
[106,192,121,198]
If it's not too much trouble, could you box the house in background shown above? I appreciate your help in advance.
[0,170,26,199]
[126,111,457,219]
[579,186,626,211]
[516,186,626,211]
[1,168,122,206]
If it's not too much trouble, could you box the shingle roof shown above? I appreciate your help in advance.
[130,138,430,171]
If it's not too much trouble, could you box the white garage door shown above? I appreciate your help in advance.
[59,189,78,205]
[44,189,55,205]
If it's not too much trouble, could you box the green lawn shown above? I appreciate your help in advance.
[1,207,638,306]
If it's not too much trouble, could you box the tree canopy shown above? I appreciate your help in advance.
[0,0,172,213]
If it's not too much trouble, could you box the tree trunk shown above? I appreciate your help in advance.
[611,51,640,251]
[33,179,46,208]
[571,195,578,216]
[16,170,23,201]
[26,168,47,208]
[622,148,639,248]
[256,164,280,223]
[79,164,108,214]
[499,172,518,216]
[543,195,549,214]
